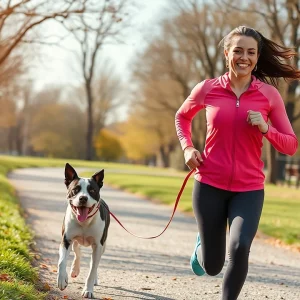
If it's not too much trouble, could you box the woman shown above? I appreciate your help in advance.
[175,26,299,300]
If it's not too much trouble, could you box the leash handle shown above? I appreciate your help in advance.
[107,168,195,239]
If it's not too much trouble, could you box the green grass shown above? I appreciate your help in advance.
[0,172,46,299]
[0,155,174,174]
[260,185,300,245]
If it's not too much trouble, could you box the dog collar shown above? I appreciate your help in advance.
[87,202,101,219]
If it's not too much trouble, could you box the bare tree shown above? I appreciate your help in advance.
[58,0,133,160]
[0,0,90,66]
[92,60,123,134]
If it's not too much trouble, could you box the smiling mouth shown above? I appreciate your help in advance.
[237,63,250,68]
[71,204,95,222]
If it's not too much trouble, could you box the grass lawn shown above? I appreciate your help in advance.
[0,154,299,299]
[0,173,46,299]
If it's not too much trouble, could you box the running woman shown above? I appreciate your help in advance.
[175,26,299,300]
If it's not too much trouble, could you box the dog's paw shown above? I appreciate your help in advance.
[70,262,80,278]
[57,271,68,290]
[82,290,94,298]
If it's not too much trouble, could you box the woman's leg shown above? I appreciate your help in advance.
[192,181,230,275]
[222,190,264,300]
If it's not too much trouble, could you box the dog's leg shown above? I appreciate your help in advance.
[93,243,106,286]
[82,243,103,299]
[57,236,71,291]
[94,243,106,285]
[70,241,81,278]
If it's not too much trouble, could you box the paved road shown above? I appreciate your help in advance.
[9,167,300,300]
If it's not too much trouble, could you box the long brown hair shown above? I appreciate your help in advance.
[220,26,300,88]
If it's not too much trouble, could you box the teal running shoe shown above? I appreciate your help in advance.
[190,233,205,276]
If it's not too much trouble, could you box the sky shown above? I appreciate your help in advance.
[31,0,170,90]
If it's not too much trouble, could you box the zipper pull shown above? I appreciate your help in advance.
[236,99,240,107]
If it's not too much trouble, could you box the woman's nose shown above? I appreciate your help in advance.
[240,52,248,60]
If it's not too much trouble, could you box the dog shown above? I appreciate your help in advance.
[57,163,110,299]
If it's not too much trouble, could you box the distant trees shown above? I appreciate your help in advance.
[0,0,131,160]
[94,129,123,161]
[0,0,299,176]
[58,0,132,160]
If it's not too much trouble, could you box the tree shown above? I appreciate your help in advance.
[0,0,88,66]
[58,0,132,160]
[94,128,123,161]
[118,115,158,163]
[29,100,86,158]
[92,61,123,135]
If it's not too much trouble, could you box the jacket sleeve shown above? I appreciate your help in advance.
[263,88,298,156]
[175,81,206,150]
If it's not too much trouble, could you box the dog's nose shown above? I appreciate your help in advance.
[79,196,88,205]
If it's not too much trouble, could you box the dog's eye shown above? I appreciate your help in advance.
[89,189,95,194]
[73,187,81,194]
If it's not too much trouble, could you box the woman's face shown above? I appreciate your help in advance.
[224,35,259,79]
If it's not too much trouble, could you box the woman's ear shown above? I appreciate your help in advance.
[224,49,228,60]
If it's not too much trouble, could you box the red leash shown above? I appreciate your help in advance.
[108,168,195,239]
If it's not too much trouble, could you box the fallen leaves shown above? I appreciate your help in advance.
[0,273,11,282]
[40,263,48,269]
[43,283,51,291]
[34,254,41,260]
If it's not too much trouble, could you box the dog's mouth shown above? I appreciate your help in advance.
[71,204,95,222]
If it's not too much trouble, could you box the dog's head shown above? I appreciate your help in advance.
[64,163,104,223]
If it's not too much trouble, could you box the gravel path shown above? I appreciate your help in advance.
[8,167,300,300]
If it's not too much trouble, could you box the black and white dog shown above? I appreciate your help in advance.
[57,163,110,299]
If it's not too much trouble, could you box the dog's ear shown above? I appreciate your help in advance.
[92,169,104,188]
[65,163,79,187]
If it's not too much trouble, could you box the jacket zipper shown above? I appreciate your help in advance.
[228,96,240,190]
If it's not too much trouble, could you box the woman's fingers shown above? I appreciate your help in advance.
[185,151,202,169]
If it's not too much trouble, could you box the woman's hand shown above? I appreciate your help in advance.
[184,147,203,170]
[247,110,268,133]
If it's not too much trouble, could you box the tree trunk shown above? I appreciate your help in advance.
[15,122,23,155]
[8,127,15,153]
[265,142,277,184]
[276,81,298,181]
[85,81,94,161]
[159,145,170,168]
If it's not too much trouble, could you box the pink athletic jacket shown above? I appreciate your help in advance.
[175,73,298,191]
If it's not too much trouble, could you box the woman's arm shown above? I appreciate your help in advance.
[264,88,298,156]
[175,81,206,150]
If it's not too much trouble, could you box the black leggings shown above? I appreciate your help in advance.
[192,181,264,300]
